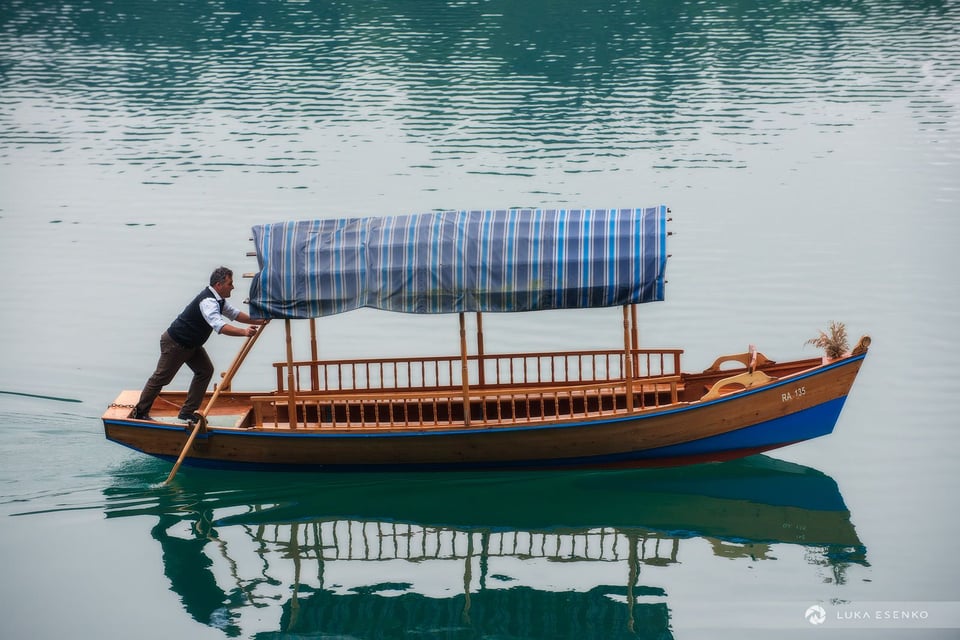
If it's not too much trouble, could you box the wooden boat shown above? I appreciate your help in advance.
[103,206,870,473]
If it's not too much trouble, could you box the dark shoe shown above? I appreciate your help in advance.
[132,409,152,421]
[178,411,203,423]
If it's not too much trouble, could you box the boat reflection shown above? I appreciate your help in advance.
[104,456,866,638]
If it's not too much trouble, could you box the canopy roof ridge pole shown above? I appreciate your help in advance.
[623,305,634,411]
[459,312,471,427]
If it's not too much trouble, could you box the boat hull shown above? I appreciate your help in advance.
[103,355,865,471]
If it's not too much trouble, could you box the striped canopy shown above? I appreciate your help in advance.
[248,206,668,319]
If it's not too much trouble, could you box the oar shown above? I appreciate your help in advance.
[163,321,269,485]
[163,414,206,486]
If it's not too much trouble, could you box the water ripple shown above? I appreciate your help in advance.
[1,0,957,180]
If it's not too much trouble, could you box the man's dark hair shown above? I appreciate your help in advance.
[210,266,233,286]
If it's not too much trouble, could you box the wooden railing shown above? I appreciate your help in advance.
[273,348,683,394]
[252,374,681,430]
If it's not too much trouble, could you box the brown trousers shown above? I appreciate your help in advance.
[135,331,214,417]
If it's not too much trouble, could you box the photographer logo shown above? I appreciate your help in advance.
[806,604,827,625]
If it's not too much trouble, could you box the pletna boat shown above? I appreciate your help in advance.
[102,206,870,474]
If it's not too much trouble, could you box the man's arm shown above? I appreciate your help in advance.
[201,299,265,337]
[219,313,266,337]
[219,323,259,337]
[235,311,267,326]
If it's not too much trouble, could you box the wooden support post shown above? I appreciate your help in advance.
[630,303,639,374]
[286,319,298,429]
[623,305,634,411]
[459,312,472,427]
[309,318,319,391]
[476,311,485,387]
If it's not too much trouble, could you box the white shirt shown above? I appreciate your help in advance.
[199,286,241,334]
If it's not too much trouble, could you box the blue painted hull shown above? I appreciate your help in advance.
[627,396,847,462]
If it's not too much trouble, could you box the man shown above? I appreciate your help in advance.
[133,266,265,422]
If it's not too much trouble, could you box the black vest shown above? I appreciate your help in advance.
[167,288,224,348]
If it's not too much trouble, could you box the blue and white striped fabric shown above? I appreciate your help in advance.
[249,206,668,319]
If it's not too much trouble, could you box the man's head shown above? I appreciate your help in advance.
[210,266,235,298]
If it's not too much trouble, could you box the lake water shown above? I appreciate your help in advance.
[2,1,959,638]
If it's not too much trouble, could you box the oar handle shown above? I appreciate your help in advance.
[204,320,269,417]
